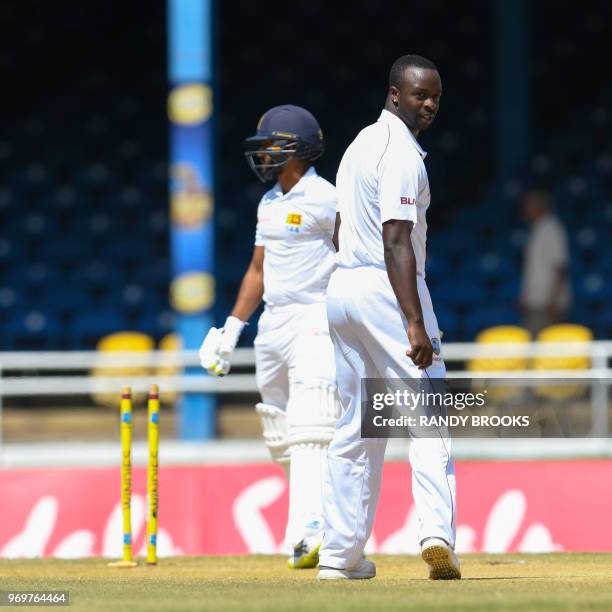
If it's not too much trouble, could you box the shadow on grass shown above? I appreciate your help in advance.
[462,576,582,581]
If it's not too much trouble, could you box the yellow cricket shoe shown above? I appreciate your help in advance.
[421,538,461,580]
[287,520,323,569]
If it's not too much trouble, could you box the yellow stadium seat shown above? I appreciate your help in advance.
[533,324,593,401]
[533,324,593,371]
[468,325,532,373]
[97,331,155,353]
[468,325,532,402]
[159,332,181,351]
[92,332,155,408]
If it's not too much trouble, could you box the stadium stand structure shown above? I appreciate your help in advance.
[0,0,610,349]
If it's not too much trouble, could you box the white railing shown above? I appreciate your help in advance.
[0,341,610,445]
[1,342,611,392]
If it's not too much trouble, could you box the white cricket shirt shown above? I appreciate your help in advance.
[255,167,337,308]
[335,109,430,276]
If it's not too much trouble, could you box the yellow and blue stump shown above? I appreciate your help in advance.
[108,386,138,568]
[146,384,160,566]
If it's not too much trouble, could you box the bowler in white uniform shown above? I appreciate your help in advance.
[199,105,340,569]
[318,55,461,581]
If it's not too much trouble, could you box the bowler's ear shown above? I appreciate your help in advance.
[389,86,400,107]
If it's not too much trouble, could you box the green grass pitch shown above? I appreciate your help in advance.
[1,554,612,611]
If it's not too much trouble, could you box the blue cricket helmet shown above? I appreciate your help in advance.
[244,104,325,182]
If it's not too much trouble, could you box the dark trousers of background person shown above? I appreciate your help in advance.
[522,309,567,337]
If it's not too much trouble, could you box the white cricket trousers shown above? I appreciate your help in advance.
[254,302,337,549]
[319,266,456,570]
[254,302,336,406]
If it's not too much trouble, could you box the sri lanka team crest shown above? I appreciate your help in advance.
[286,213,302,233]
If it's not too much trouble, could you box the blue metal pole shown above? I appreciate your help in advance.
[168,0,215,439]
[495,0,530,180]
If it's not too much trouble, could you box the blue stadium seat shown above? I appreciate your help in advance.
[493,278,521,301]
[434,306,458,342]
[431,281,486,309]
[463,308,520,341]
[68,310,128,349]
[5,311,62,349]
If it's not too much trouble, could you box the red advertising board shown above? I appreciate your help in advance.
[1,461,610,558]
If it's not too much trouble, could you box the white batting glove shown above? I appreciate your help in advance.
[199,328,229,376]
[199,316,245,376]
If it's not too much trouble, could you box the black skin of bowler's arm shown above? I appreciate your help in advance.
[332,212,341,252]
[382,219,433,369]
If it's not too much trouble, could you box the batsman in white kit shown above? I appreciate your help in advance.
[199,105,340,569]
[318,55,461,580]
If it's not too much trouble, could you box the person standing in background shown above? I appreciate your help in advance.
[520,189,572,335]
